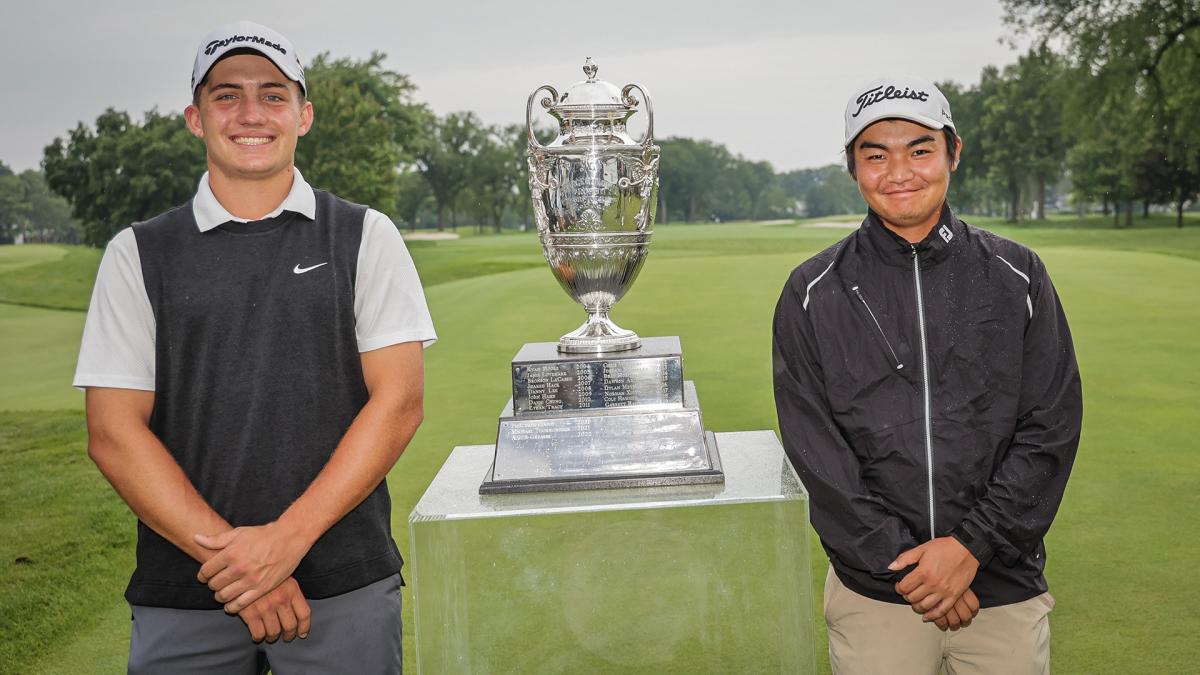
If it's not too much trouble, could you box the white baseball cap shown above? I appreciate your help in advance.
[844,76,954,147]
[191,21,306,96]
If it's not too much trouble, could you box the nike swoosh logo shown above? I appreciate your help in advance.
[293,262,329,274]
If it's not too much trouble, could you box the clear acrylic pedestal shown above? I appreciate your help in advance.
[409,430,815,673]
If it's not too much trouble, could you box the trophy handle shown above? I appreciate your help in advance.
[621,83,654,146]
[526,85,560,150]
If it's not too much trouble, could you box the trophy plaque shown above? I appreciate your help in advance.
[480,60,724,494]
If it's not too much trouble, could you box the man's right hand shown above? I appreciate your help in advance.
[237,576,311,643]
[931,589,980,631]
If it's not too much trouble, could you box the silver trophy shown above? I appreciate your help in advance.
[479,61,723,495]
[527,58,660,354]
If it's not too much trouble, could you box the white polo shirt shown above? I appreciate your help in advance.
[74,169,436,391]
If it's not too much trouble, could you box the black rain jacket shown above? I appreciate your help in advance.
[772,206,1082,607]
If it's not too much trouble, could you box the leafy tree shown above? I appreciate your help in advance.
[1133,140,1200,228]
[736,160,777,220]
[940,79,1005,216]
[1010,47,1070,219]
[779,166,864,218]
[43,109,205,246]
[657,138,729,222]
[463,125,520,232]
[1146,22,1200,227]
[0,161,25,228]
[296,52,427,217]
[1067,131,1134,227]
[0,168,30,243]
[1003,0,1199,79]
[0,169,81,244]
[394,168,431,231]
[810,168,865,218]
[414,112,489,231]
[1004,0,1200,223]
[947,49,1070,223]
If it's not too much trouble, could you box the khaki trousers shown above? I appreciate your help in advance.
[824,566,1053,675]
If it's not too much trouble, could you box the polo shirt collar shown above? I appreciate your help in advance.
[191,167,316,232]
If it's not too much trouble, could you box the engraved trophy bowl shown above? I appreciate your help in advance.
[527,58,660,354]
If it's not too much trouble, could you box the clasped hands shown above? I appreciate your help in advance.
[889,536,981,631]
[195,522,312,643]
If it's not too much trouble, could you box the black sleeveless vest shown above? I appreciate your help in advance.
[129,191,400,608]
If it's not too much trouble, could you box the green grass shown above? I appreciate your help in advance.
[2,214,1199,673]
[0,411,134,671]
[0,303,86,410]
[0,245,68,274]
[0,245,101,312]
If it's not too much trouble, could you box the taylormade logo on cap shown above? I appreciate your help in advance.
[844,76,954,147]
[204,34,288,57]
[191,21,306,96]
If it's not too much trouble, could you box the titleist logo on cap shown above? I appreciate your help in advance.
[204,34,287,56]
[852,85,930,118]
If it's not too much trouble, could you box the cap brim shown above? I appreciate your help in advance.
[193,46,305,96]
[844,113,948,148]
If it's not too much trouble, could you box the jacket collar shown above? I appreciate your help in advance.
[859,203,961,268]
[191,167,316,232]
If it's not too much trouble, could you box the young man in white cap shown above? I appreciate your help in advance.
[75,20,435,673]
[772,76,1082,673]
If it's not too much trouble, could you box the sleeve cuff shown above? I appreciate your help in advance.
[950,521,995,568]
[72,374,156,393]
[357,329,438,353]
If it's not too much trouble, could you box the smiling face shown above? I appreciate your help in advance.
[184,54,313,183]
[850,119,961,243]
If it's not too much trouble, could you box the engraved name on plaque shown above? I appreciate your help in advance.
[495,396,710,481]
[482,337,723,494]
[512,338,684,415]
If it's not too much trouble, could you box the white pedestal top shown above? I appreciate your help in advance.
[411,430,805,522]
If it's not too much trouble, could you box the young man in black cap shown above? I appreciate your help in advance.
[75,20,435,673]
[773,76,1082,673]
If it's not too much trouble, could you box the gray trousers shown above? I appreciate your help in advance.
[128,574,402,675]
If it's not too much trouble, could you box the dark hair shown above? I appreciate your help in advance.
[191,48,306,107]
[845,125,958,178]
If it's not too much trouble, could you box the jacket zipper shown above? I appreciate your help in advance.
[851,286,904,370]
[912,245,936,540]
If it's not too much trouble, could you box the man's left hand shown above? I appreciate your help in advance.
[932,588,980,631]
[890,536,980,621]
[237,576,312,643]
[196,522,311,614]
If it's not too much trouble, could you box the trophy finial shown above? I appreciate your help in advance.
[583,57,598,81]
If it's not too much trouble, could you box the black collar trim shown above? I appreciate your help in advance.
[860,203,961,267]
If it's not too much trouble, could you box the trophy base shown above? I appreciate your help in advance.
[480,381,723,495]
[480,430,724,494]
[558,313,640,353]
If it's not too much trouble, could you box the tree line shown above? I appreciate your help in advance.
[17,1,1200,247]
[0,161,79,244]
[947,0,1200,227]
[32,50,853,247]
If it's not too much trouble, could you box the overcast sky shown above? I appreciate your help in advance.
[1,0,1023,174]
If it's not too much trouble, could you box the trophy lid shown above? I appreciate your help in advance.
[550,58,633,120]
[527,58,655,150]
